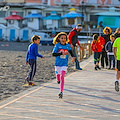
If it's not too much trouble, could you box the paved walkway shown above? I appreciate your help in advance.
[0,55,120,120]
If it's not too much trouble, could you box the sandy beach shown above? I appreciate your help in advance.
[0,42,76,101]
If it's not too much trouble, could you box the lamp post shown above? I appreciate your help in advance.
[81,1,84,24]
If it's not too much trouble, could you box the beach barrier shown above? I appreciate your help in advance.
[76,43,92,61]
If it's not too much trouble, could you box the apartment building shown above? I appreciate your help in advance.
[0,0,120,28]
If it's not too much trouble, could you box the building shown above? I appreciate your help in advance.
[0,24,7,40]
[44,11,61,29]
[0,0,120,30]
[4,11,24,28]
[95,7,120,28]
[24,10,44,30]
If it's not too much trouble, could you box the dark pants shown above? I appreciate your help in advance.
[28,59,36,82]
[72,48,80,69]
[94,52,101,64]
[108,55,115,68]
[101,50,108,67]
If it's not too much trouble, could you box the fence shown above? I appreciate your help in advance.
[76,43,92,61]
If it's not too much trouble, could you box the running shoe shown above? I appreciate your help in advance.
[57,81,60,84]
[77,68,82,70]
[96,65,101,70]
[115,81,119,92]
[28,82,36,86]
[94,66,97,71]
[58,92,63,98]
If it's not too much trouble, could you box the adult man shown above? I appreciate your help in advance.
[68,24,83,70]
[113,37,120,92]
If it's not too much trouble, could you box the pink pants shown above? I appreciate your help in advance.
[56,71,66,92]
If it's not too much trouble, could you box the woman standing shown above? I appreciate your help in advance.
[101,27,112,68]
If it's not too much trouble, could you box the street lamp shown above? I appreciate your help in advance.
[81,1,84,24]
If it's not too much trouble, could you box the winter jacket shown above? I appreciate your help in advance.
[105,41,114,52]
[91,36,105,52]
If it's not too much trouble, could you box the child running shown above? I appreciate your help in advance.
[26,35,44,85]
[113,37,120,92]
[52,32,75,98]
[105,34,115,70]
[91,34,105,70]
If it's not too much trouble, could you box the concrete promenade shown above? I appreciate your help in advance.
[0,55,120,120]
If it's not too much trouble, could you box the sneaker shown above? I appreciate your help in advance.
[58,92,63,98]
[101,66,104,69]
[77,68,82,70]
[94,66,97,71]
[115,81,119,92]
[112,68,115,70]
[28,82,36,86]
[57,81,60,84]
[96,65,101,70]
[106,66,109,69]
[107,68,111,70]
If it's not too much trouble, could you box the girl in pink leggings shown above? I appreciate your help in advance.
[52,32,75,98]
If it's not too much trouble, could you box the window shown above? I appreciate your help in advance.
[0,11,5,17]
[9,20,14,24]
[68,18,75,25]
[43,0,48,4]
[17,12,23,17]
[28,18,33,22]
[46,13,50,16]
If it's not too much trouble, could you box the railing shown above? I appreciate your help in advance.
[76,43,92,61]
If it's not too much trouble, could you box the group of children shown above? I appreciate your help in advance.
[25,26,120,99]
[91,33,115,70]
[25,32,75,98]
[91,27,120,92]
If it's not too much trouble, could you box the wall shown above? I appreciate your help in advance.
[46,20,58,29]
[98,16,120,28]
[6,27,20,41]
[6,0,25,3]
[28,18,39,29]
[25,0,42,3]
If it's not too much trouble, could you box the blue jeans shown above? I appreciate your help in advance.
[108,55,115,68]
[72,48,80,69]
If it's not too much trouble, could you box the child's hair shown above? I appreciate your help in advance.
[53,32,69,45]
[114,28,120,34]
[110,34,115,39]
[93,34,98,41]
[31,35,41,42]
[103,27,112,34]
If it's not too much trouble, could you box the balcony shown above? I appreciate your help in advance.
[54,0,76,6]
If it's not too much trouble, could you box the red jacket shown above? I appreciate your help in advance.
[91,36,105,52]
[68,28,80,46]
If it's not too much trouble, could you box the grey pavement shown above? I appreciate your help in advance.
[0,55,120,120]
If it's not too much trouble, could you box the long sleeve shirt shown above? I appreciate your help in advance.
[26,43,43,62]
[68,28,80,46]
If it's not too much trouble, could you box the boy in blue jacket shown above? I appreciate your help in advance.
[26,35,44,85]
[105,34,115,70]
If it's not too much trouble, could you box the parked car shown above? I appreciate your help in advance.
[30,32,53,45]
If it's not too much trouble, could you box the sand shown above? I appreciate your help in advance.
[0,42,76,101]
